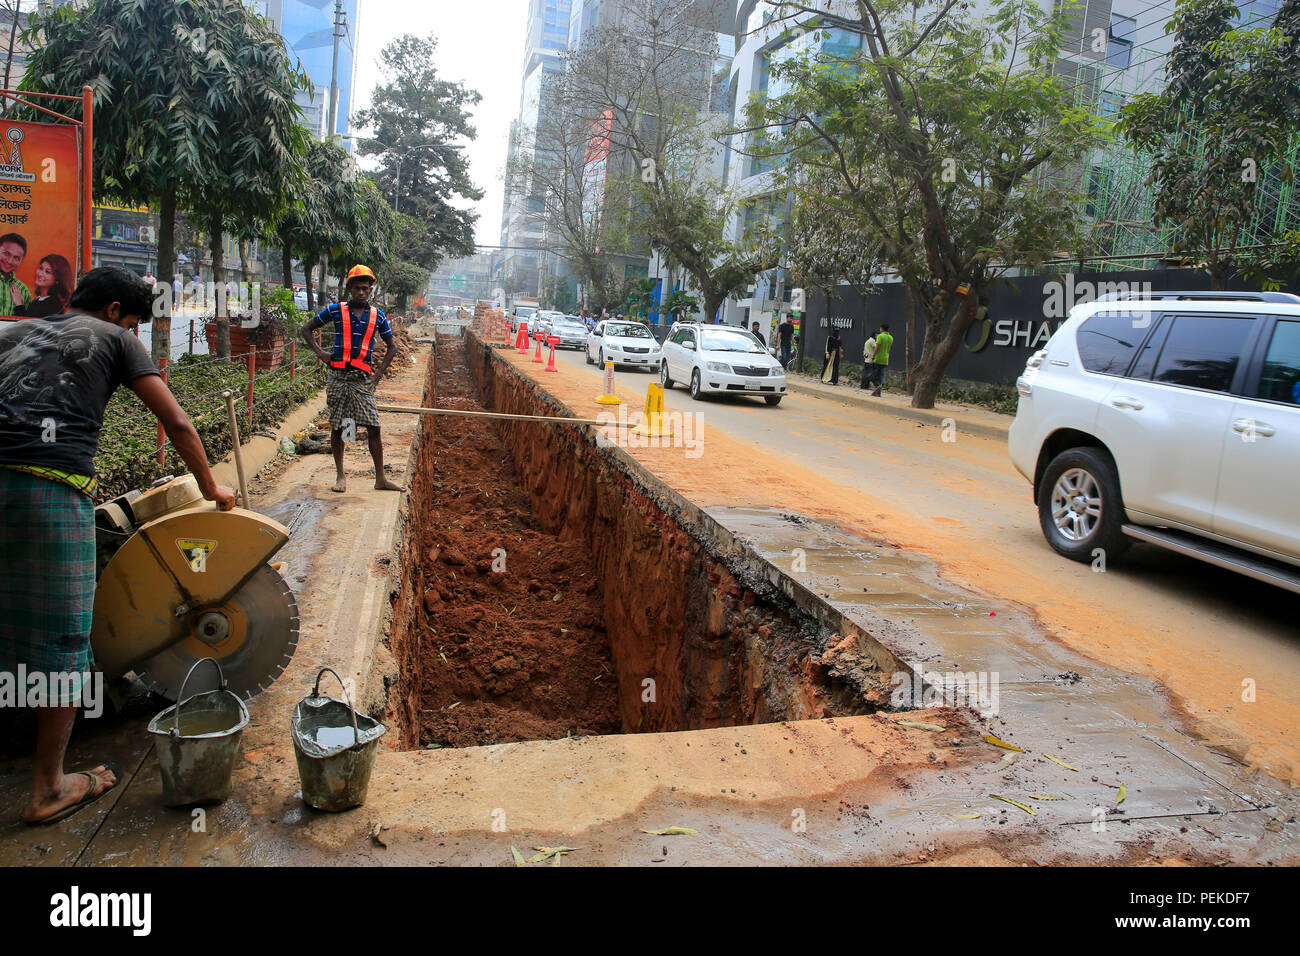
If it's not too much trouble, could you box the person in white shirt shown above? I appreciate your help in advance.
[860,332,878,389]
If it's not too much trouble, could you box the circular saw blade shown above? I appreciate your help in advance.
[137,564,299,701]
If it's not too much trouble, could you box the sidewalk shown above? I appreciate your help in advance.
[785,374,1012,440]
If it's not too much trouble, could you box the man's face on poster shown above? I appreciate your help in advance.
[0,241,25,275]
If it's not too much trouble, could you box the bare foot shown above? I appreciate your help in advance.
[374,478,403,491]
[331,476,347,493]
[23,764,117,824]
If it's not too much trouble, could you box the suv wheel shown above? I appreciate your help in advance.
[661,361,674,389]
[1038,447,1130,563]
[689,368,703,400]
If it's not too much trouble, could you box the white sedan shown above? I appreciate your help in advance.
[585,320,663,370]
[660,322,787,405]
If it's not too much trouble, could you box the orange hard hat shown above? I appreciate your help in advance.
[345,264,376,286]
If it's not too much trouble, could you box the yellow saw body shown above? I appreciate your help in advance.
[92,475,299,700]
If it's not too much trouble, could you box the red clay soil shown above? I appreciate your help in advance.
[414,346,620,748]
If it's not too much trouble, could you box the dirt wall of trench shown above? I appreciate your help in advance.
[464,332,901,734]
[376,344,439,748]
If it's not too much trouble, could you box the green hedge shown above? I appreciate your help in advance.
[95,351,324,501]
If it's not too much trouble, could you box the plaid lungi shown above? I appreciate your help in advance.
[0,469,94,705]
[326,367,381,433]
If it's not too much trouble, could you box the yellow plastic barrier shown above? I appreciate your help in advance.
[595,360,622,405]
[633,381,672,437]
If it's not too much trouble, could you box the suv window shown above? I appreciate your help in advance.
[1077,311,1150,374]
[1151,315,1254,393]
[669,327,692,345]
[1254,318,1300,405]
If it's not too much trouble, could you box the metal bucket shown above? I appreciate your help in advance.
[292,667,386,812]
[146,658,249,806]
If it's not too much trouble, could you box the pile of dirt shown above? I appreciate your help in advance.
[414,346,620,748]
[383,328,417,378]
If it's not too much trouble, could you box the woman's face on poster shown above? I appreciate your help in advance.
[34,260,53,292]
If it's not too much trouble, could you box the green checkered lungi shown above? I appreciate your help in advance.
[0,469,94,705]
[326,367,381,433]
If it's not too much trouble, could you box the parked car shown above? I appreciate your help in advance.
[293,288,308,311]
[586,319,663,371]
[1008,291,1300,592]
[659,322,787,405]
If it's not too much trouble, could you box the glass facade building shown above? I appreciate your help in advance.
[252,1,361,142]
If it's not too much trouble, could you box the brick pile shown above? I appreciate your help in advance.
[473,303,509,343]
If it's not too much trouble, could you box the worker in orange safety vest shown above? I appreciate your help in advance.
[301,265,402,493]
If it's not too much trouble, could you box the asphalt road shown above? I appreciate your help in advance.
[544,343,1300,786]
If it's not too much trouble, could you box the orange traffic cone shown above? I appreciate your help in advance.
[532,335,544,362]
[515,321,529,352]
[544,337,559,372]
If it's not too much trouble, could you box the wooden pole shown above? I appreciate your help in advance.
[80,86,93,273]
[246,352,255,427]
[290,339,296,380]
[222,390,249,508]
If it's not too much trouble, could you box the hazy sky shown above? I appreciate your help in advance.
[351,0,530,248]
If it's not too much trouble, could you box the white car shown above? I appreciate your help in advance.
[547,316,588,349]
[1008,291,1300,592]
[586,320,663,370]
[659,322,787,405]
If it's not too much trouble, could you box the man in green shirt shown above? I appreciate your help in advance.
[0,232,32,316]
[869,323,893,396]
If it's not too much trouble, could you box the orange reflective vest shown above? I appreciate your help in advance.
[329,303,380,374]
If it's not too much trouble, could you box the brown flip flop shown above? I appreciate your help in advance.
[27,761,124,826]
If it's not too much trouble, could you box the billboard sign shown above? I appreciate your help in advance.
[0,120,82,319]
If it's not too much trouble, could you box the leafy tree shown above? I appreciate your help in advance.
[665,289,699,320]
[564,1,781,323]
[625,277,658,318]
[383,260,429,312]
[1118,0,1300,288]
[353,34,481,262]
[23,0,310,360]
[748,0,1103,407]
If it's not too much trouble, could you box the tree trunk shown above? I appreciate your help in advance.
[3,6,19,99]
[208,210,231,359]
[304,255,315,312]
[280,239,293,291]
[238,240,251,285]
[153,189,176,364]
[703,291,724,327]
[909,291,978,409]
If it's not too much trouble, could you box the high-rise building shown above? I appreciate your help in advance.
[253,0,361,143]
[498,0,573,300]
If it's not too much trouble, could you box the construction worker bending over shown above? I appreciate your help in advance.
[302,264,402,493]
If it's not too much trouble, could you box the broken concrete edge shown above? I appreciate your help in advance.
[465,330,947,716]
[784,378,1011,441]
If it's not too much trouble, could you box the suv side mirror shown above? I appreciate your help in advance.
[684,341,696,351]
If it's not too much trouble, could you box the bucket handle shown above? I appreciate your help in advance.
[171,657,228,738]
[311,666,360,748]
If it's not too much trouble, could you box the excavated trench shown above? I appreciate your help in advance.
[382,333,908,750]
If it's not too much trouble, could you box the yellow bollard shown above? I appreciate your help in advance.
[633,381,673,437]
[595,360,622,405]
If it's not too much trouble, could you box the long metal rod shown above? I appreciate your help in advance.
[377,403,629,427]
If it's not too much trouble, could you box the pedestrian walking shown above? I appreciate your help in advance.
[821,327,843,385]
[869,323,894,396]
[777,314,794,368]
[860,329,878,389]
[301,264,403,494]
[751,321,766,347]
[0,266,235,825]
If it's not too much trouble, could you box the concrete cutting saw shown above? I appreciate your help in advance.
[91,473,299,701]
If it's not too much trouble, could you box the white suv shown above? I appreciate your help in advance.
[660,322,788,405]
[1009,292,1300,592]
